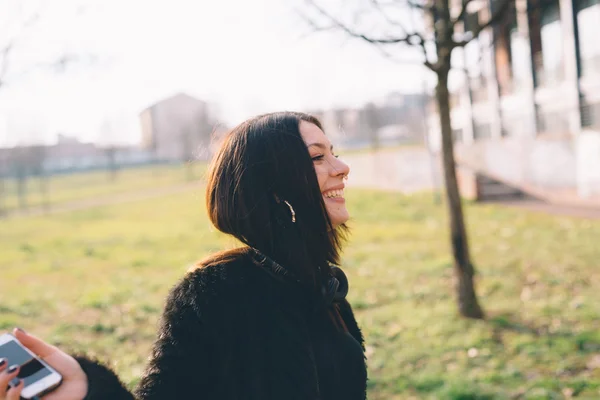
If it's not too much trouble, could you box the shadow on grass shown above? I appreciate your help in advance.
[487,312,547,337]
[487,311,600,352]
[368,375,496,400]
[353,297,400,311]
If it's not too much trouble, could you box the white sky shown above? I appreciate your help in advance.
[0,0,431,146]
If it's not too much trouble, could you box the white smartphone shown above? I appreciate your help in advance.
[0,333,62,399]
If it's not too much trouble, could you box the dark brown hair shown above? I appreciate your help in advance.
[205,111,346,290]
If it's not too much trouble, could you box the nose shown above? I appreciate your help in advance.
[329,156,350,178]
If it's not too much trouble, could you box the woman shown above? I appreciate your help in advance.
[0,112,367,400]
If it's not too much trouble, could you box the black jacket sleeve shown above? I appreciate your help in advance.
[74,355,134,400]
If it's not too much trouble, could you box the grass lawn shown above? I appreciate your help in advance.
[1,187,599,399]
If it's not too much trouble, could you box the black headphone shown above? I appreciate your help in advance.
[322,266,349,305]
[252,249,349,304]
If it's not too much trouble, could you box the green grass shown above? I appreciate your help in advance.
[1,163,206,213]
[1,187,599,398]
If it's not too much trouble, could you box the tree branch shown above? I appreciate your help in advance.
[370,0,411,30]
[304,0,436,70]
[296,10,347,40]
[451,34,495,75]
[453,0,513,47]
[0,10,40,88]
[0,43,14,87]
[451,0,476,29]
[305,0,413,44]
[407,0,435,13]
[373,42,436,67]
[370,0,435,68]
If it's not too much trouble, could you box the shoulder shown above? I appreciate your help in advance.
[184,247,258,293]
[165,247,260,315]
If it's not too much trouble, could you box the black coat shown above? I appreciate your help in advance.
[76,248,367,399]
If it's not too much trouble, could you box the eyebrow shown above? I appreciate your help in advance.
[307,143,333,151]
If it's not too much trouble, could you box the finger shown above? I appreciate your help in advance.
[6,378,24,400]
[12,328,58,359]
[0,358,7,372]
[0,364,20,391]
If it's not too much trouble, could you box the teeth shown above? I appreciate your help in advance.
[324,189,344,198]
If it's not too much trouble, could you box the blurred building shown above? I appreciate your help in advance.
[45,134,104,170]
[428,0,600,201]
[0,134,153,177]
[309,92,429,149]
[139,93,217,162]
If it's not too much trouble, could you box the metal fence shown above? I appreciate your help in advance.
[581,100,600,130]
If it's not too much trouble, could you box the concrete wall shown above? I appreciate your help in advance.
[340,136,600,204]
[342,147,442,193]
[454,134,600,203]
[528,139,576,188]
[577,130,600,197]
[455,137,578,189]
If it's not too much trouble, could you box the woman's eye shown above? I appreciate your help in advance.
[311,155,324,161]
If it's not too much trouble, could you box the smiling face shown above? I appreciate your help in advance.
[299,120,351,229]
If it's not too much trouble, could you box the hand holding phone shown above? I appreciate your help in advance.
[0,329,88,400]
[0,332,62,399]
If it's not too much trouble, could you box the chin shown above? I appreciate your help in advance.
[330,213,350,229]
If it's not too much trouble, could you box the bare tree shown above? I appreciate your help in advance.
[9,131,49,212]
[13,147,28,211]
[22,145,50,212]
[32,145,51,213]
[99,119,122,182]
[180,104,218,181]
[0,3,39,90]
[302,0,517,319]
[0,151,6,216]
[0,3,38,215]
[104,146,119,182]
[180,128,195,181]
[362,102,381,149]
[1,1,97,89]
[0,0,96,216]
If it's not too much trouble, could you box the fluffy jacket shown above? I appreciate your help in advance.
[76,248,367,400]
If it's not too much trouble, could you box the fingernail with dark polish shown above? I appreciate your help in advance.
[15,327,26,333]
[0,358,6,367]
[7,364,19,374]
[8,377,21,388]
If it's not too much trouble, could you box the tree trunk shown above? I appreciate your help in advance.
[17,175,27,211]
[0,177,5,217]
[106,148,118,182]
[436,69,485,319]
[40,174,51,214]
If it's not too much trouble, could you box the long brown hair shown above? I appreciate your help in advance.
[205,112,347,291]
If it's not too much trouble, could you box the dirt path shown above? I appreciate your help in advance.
[3,182,201,219]
[4,148,599,220]
[481,198,600,219]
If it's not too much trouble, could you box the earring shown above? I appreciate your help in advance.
[283,200,296,223]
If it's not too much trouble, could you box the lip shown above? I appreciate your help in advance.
[324,196,345,204]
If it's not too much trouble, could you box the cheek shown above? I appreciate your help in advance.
[314,165,328,191]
